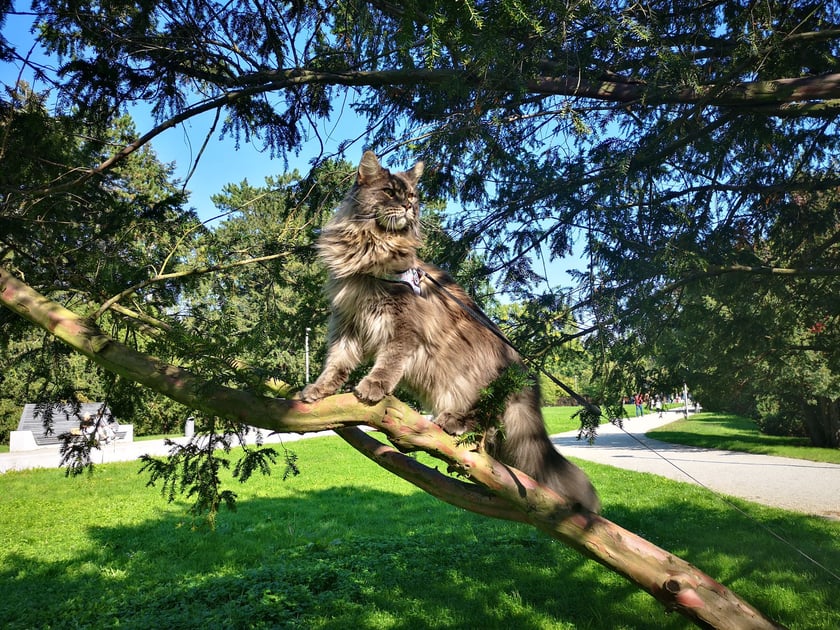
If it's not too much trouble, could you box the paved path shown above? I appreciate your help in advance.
[553,411,840,519]
[3,412,839,519]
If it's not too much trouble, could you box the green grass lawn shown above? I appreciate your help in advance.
[648,411,840,464]
[1,433,837,629]
[541,405,591,434]
[541,404,622,434]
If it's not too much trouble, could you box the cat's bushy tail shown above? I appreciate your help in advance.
[492,390,601,513]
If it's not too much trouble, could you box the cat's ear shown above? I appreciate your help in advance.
[357,151,384,185]
[406,160,424,184]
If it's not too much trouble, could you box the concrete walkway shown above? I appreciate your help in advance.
[553,411,840,519]
[3,412,838,519]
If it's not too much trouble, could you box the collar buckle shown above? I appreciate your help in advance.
[381,267,424,295]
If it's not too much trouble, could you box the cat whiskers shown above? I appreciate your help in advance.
[384,211,411,232]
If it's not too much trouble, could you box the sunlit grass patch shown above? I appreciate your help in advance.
[648,412,840,463]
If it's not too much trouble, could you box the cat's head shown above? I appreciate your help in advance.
[346,151,424,235]
[320,152,425,277]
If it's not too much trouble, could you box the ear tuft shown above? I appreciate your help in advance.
[407,160,424,183]
[357,151,384,185]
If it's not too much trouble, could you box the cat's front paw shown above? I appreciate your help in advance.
[299,384,325,403]
[354,378,388,403]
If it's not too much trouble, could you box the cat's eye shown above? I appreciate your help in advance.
[384,189,396,198]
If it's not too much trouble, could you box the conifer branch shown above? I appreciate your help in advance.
[93,252,290,320]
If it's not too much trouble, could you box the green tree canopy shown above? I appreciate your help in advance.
[7,1,838,383]
[0,85,198,437]
[651,186,840,446]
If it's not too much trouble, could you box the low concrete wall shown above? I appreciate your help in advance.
[9,431,39,452]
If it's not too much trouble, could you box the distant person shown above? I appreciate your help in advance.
[634,393,644,417]
[97,420,117,445]
[654,396,663,418]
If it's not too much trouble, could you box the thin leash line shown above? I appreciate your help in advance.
[616,421,840,583]
[419,270,600,415]
[418,268,839,584]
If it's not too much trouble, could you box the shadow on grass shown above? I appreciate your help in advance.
[1,482,837,630]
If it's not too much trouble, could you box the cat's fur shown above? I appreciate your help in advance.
[300,151,600,513]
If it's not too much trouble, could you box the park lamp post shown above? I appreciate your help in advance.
[305,327,311,384]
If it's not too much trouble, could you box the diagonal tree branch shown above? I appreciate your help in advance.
[0,265,784,629]
[20,68,840,199]
[660,263,840,295]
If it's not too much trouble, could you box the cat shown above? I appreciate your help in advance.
[300,151,600,513]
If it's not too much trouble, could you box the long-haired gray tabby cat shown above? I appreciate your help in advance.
[301,151,600,513]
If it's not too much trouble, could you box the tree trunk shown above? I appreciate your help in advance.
[802,396,840,448]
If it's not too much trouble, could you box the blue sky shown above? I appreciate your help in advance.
[131,103,363,222]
